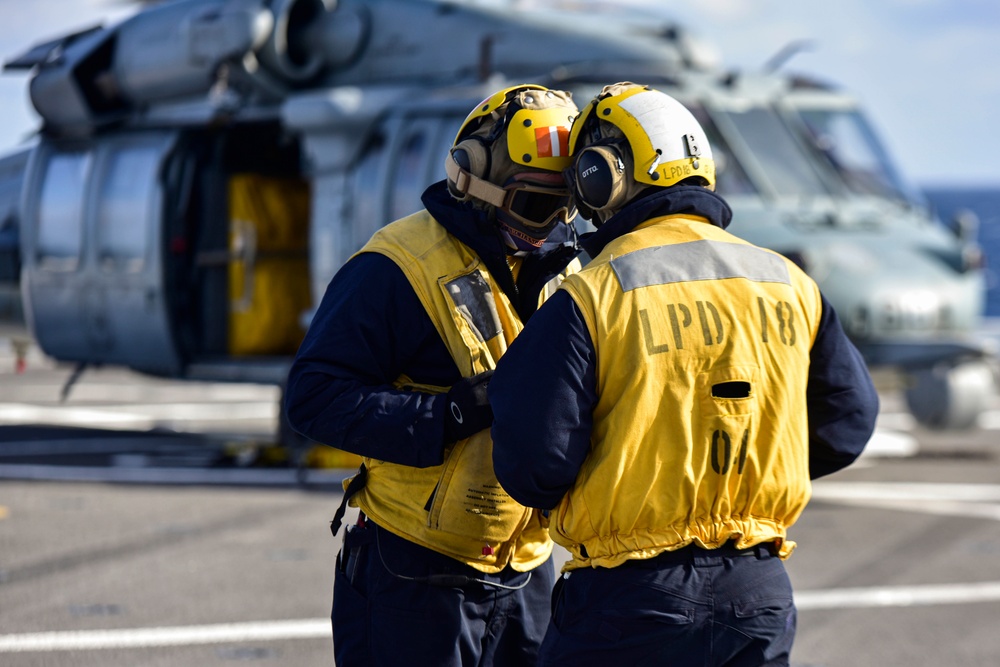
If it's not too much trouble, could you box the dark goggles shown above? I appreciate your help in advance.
[500,181,576,233]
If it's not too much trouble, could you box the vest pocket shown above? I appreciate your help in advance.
[444,269,502,344]
[697,366,758,479]
[426,433,530,543]
[698,365,759,418]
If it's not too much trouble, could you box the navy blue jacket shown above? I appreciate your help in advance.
[283,180,579,468]
[490,187,880,511]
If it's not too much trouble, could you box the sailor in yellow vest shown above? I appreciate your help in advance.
[490,83,879,666]
[284,85,581,666]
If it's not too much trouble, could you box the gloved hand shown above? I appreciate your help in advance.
[443,370,495,443]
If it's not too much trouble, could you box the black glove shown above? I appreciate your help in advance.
[443,370,495,443]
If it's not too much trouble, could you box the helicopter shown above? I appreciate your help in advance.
[0,0,993,448]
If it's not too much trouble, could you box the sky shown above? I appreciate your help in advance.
[0,0,998,188]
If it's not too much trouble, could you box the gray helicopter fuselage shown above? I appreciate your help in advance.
[2,0,991,430]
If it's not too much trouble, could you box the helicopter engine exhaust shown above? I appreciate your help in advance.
[22,0,365,135]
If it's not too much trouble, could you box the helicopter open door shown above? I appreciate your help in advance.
[19,122,313,383]
[226,172,311,357]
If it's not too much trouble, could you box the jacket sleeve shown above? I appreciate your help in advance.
[490,290,597,510]
[807,294,880,479]
[283,253,457,468]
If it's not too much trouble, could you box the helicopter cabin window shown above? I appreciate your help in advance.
[722,107,829,198]
[389,129,429,222]
[96,145,159,272]
[37,151,90,271]
[349,131,387,254]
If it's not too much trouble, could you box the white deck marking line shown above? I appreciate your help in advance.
[0,404,148,426]
[874,412,916,431]
[860,429,918,458]
[875,410,1000,431]
[6,580,1000,652]
[811,482,1000,521]
[977,410,1000,430]
[795,581,1000,610]
[812,481,1000,503]
[0,464,351,486]
[0,402,277,428]
[0,619,330,652]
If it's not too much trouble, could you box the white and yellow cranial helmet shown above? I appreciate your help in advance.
[567,82,715,221]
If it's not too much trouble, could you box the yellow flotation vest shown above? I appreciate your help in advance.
[346,210,575,573]
[556,215,822,570]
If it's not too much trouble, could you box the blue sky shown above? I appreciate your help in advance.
[1,0,998,187]
[0,1,133,149]
[659,0,1000,188]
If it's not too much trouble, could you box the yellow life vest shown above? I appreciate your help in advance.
[345,210,574,573]
[556,215,822,570]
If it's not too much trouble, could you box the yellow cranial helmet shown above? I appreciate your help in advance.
[445,84,579,251]
[451,84,578,175]
[567,83,715,222]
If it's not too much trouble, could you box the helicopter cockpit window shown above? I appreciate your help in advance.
[721,107,828,198]
[796,108,911,202]
[37,151,90,271]
[687,106,756,196]
[97,145,158,272]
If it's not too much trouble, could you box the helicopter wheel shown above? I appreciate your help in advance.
[903,359,996,430]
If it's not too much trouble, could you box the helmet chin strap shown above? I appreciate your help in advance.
[447,156,563,250]
[445,155,507,208]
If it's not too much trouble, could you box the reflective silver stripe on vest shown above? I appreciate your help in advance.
[611,240,791,292]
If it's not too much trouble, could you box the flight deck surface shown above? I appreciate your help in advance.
[2,344,999,666]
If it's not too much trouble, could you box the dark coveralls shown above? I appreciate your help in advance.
[490,187,880,667]
[284,180,579,666]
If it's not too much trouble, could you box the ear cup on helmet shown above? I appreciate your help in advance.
[446,136,494,202]
[573,145,627,213]
[450,137,491,179]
